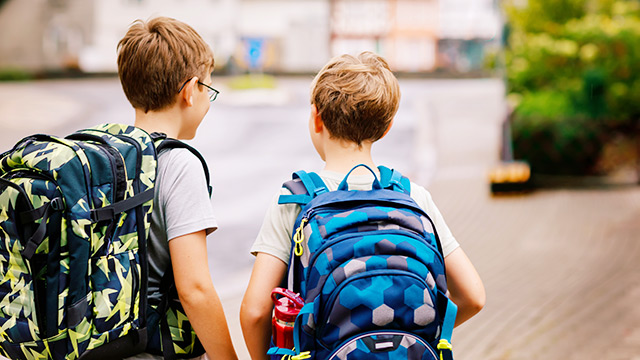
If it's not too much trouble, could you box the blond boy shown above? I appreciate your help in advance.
[240,52,485,359]
[118,17,237,360]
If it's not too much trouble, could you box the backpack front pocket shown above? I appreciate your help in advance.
[328,331,438,360]
[91,249,140,334]
[317,270,438,350]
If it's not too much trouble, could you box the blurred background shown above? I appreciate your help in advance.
[1,1,640,359]
[0,0,500,76]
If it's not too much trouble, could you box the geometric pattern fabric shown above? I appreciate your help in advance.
[278,166,450,359]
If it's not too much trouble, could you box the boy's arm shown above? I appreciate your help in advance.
[169,230,238,360]
[444,247,486,327]
[240,252,288,360]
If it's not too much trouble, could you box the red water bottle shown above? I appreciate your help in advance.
[271,287,304,349]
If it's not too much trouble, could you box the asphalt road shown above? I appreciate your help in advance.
[1,77,639,359]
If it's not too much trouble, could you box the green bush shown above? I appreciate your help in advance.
[0,68,32,81]
[501,0,640,175]
[512,91,605,175]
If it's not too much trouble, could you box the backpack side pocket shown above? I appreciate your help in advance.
[0,173,67,358]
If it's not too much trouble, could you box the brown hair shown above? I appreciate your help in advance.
[117,17,214,112]
[310,51,400,146]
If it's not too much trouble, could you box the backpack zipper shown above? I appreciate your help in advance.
[115,134,149,325]
[303,229,443,299]
[297,198,445,267]
[301,195,429,222]
[299,201,430,238]
[66,132,126,204]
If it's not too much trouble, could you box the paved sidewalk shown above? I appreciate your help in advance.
[218,78,640,359]
[400,79,640,359]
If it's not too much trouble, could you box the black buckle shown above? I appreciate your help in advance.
[51,197,64,211]
[150,132,168,141]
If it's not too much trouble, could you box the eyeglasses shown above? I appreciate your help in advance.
[178,79,219,102]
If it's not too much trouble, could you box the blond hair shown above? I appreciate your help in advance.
[310,52,400,145]
[117,17,214,112]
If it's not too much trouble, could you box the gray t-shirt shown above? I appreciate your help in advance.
[147,148,218,304]
[251,170,459,264]
[125,148,215,360]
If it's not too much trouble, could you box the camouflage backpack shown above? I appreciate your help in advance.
[0,124,207,360]
[268,164,458,360]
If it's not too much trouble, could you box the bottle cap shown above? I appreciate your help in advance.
[271,287,304,322]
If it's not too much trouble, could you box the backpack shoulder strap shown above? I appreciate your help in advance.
[151,133,212,197]
[378,165,411,195]
[278,170,327,205]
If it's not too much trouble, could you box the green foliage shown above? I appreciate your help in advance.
[514,90,577,119]
[512,91,605,175]
[227,74,277,90]
[0,68,32,81]
[505,0,586,34]
[503,0,640,175]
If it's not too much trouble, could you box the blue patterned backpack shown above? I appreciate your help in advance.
[269,164,458,360]
[0,124,208,360]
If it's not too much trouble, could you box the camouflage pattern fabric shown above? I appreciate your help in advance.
[145,290,204,358]
[272,165,457,360]
[0,124,205,360]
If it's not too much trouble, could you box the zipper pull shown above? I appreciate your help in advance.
[293,218,308,257]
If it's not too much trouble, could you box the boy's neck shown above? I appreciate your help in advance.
[322,139,377,175]
[134,106,182,139]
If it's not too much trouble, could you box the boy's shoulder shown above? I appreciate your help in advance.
[281,167,432,202]
[158,147,201,170]
[156,146,212,195]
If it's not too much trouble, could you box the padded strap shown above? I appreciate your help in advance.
[293,303,314,355]
[441,296,457,343]
[278,171,327,206]
[279,179,313,205]
[157,270,178,360]
[437,293,457,360]
[296,171,328,197]
[160,315,176,360]
[90,188,154,222]
[378,166,411,194]
[153,135,213,197]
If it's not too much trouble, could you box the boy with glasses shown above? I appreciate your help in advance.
[118,17,236,360]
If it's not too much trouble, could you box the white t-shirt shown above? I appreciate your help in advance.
[251,170,459,264]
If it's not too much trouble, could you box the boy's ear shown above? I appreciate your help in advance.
[311,104,324,133]
[181,77,199,107]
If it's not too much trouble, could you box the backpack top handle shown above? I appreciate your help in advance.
[337,164,382,191]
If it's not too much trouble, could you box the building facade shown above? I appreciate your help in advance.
[0,0,500,74]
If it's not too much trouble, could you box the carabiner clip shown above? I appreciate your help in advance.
[293,218,308,257]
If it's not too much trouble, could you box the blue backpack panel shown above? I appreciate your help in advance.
[269,165,457,360]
